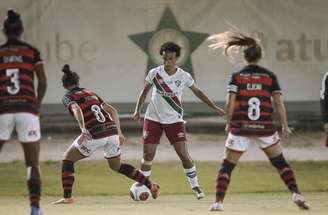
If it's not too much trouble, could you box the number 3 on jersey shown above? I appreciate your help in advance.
[91,104,106,123]
[6,68,20,95]
[248,97,261,121]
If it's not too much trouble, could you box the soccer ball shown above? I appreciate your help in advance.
[129,182,151,201]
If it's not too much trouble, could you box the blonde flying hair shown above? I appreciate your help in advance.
[208,27,262,63]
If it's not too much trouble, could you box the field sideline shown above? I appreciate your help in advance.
[0,160,327,214]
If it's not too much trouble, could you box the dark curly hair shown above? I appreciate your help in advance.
[3,9,24,37]
[61,64,80,88]
[159,42,181,58]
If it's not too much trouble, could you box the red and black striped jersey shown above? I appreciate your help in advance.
[62,87,118,139]
[0,39,43,115]
[227,65,281,137]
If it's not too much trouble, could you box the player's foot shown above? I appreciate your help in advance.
[51,198,74,205]
[292,193,310,210]
[31,206,46,215]
[192,186,205,200]
[150,183,160,199]
[209,201,224,211]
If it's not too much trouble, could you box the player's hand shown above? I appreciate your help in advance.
[282,126,292,138]
[225,124,230,133]
[79,129,92,142]
[118,134,126,145]
[132,111,141,122]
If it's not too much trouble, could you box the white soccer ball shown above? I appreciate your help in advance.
[129,182,151,201]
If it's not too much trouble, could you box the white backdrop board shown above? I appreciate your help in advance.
[0,0,327,104]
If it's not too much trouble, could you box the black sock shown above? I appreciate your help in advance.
[118,163,152,190]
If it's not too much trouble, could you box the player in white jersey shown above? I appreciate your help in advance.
[133,42,225,199]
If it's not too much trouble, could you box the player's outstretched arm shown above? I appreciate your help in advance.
[132,81,152,121]
[272,93,292,138]
[190,84,225,117]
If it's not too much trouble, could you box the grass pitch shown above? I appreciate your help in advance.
[0,193,327,215]
[0,160,327,214]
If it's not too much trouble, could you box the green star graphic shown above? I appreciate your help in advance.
[128,7,209,78]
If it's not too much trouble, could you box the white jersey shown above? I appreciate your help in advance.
[144,66,194,124]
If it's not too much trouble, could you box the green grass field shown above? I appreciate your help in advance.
[0,160,327,214]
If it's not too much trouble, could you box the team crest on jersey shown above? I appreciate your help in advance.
[175,80,181,87]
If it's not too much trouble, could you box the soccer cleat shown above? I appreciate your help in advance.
[51,198,74,205]
[292,193,310,210]
[31,206,46,215]
[150,183,160,199]
[209,201,224,211]
[192,186,205,200]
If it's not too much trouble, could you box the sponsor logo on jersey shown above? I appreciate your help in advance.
[80,145,91,154]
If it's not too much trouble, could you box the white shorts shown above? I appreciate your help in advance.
[0,113,41,143]
[225,132,280,152]
[73,134,121,158]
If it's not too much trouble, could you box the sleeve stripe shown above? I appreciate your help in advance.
[227,84,238,93]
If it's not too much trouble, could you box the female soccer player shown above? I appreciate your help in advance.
[133,42,225,199]
[52,65,160,204]
[207,29,309,211]
[0,10,47,215]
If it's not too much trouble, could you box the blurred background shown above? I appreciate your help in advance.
[0,0,326,133]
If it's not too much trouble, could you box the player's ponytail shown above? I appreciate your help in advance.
[61,64,80,88]
[3,9,24,38]
[208,27,262,63]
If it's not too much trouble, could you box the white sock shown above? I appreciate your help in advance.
[184,166,199,188]
[140,170,151,177]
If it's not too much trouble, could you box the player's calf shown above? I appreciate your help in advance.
[269,154,300,194]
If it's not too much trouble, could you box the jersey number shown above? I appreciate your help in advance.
[248,97,261,121]
[6,68,20,95]
[91,104,106,123]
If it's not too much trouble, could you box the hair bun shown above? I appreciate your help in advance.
[62,64,71,74]
[7,9,20,22]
